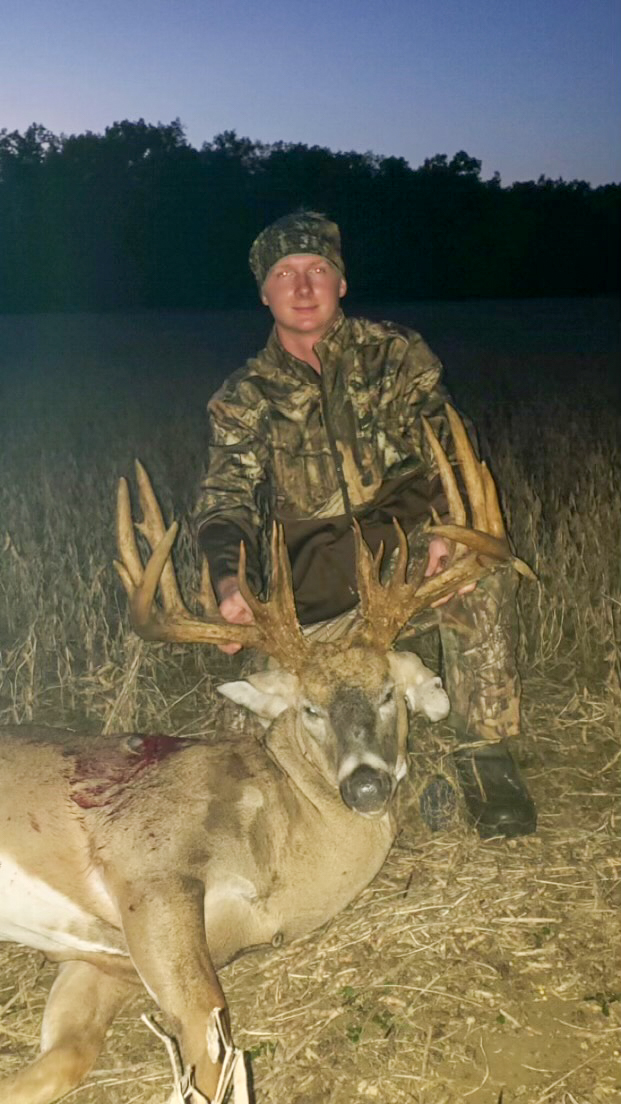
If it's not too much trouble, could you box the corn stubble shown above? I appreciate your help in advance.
[1,345,618,728]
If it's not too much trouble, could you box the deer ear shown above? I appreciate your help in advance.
[411,676,450,722]
[388,652,450,722]
[388,651,429,690]
[218,670,300,725]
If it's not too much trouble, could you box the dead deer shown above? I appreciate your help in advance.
[0,406,533,1104]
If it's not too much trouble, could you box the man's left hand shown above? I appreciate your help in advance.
[425,536,477,607]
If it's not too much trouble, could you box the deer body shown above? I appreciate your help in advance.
[0,646,409,1104]
[0,725,395,967]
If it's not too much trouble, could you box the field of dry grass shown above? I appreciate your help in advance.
[0,298,619,1103]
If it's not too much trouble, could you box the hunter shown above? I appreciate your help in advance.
[193,210,537,839]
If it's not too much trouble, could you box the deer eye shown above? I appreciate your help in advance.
[303,703,322,720]
[380,685,395,707]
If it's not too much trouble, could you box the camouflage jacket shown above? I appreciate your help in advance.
[195,312,458,623]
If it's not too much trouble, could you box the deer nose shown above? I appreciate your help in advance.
[339,765,393,816]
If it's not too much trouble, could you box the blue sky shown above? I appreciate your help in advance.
[1,0,619,185]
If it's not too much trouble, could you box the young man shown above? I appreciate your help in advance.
[194,211,537,839]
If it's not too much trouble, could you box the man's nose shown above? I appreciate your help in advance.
[294,272,312,295]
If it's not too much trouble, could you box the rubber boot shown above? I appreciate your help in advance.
[419,743,537,838]
[452,742,537,839]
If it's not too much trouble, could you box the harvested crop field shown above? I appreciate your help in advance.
[0,298,619,1103]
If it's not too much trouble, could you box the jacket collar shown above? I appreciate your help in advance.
[262,310,407,377]
[267,310,347,366]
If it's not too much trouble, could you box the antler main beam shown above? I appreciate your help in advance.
[115,461,308,671]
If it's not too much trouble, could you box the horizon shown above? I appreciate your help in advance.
[5,116,621,190]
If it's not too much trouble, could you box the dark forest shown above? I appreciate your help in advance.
[0,118,619,312]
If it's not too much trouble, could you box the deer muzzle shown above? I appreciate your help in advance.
[339,763,394,816]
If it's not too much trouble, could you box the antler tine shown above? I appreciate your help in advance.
[115,474,185,639]
[115,463,309,667]
[117,519,182,636]
[351,521,496,651]
[353,520,420,649]
[270,522,304,630]
[421,415,466,527]
[354,519,408,600]
[391,518,410,587]
[426,406,534,579]
[352,520,378,619]
[116,475,149,590]
[424,405,534,578]
[236,524,308,669]
[198,557,220,616]
[349,406,535,650]
[115,465,259,650]
[133,460,187,615]
[444,404,488,532]
[481,461,506,540]
[353,522,386,582]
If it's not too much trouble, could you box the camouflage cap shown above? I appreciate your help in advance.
[249,210,345,287]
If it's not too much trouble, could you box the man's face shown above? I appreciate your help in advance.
[261,253,347,342]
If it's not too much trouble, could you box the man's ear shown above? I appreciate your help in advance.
[338,277,347,298]
[218,670,299,727]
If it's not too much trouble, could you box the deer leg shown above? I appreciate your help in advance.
[0,960,131,1104]
[115,876,228,1101]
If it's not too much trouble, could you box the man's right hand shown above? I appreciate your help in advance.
[217,576,254,654]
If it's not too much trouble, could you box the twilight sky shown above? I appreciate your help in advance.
[1,0,619,186]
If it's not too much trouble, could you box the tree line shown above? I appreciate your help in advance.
[0,119,618,312]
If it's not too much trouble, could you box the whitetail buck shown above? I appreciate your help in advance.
[0,407,533,1103]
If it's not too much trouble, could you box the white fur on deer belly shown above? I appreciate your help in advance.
[0,854,128,956]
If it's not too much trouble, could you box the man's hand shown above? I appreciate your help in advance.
[425,536,476,607]
[217,576,254,654]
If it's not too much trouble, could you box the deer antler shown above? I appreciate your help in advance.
[115,406,533,666]
[349,404,535,651]
[115,461,308,671]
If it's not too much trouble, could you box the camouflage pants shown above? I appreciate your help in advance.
[303,557,521,747]
[436,571,521,744]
